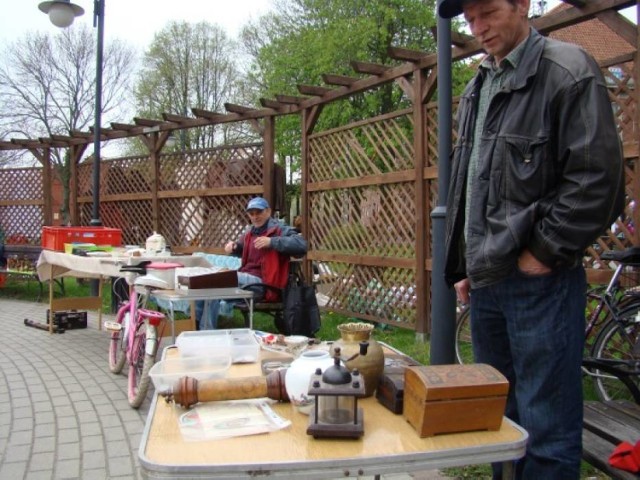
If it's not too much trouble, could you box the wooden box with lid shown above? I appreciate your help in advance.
[403,364,509,437]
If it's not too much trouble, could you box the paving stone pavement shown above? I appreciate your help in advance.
[0,298,450,480]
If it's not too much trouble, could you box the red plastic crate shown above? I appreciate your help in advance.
[42,226,122,251]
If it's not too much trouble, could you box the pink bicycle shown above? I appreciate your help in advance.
[104,261,166,408]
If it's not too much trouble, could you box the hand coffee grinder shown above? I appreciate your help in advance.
[306,345,367,439]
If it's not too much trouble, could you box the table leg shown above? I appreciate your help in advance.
[501,460,515,480]
[98,278,103,331]
[170,302,176,344]
[249,298,253,330]
[48,264,54,334]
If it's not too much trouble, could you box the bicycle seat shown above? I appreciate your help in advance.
[601,247,640,266]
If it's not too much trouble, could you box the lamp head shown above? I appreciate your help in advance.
[38,0,85,28]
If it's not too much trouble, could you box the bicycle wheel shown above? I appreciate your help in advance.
[455,308,474,364]
[107,308,129,374]
[127,320,157,408]
[591,305,640,402]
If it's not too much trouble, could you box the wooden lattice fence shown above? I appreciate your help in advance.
[0,7,638,337]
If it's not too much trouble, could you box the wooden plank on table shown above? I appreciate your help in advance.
[50,296,102,312]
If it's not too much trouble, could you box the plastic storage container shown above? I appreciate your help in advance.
[176,330,232,358]
[42,226,122,251]
[176,329,260,364]
[228,329,261,363]
[149,354,231,393]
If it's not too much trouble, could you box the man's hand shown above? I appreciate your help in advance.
[253,236,272,250]
[224,241,235,254]
[455,278,470,304]
[518,249,552,275]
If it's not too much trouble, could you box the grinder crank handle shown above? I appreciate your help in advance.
[161,369,289,408]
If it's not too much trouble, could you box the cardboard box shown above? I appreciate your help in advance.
[403,364,508,437]
[177,270,238,289]
[46,310,88,330]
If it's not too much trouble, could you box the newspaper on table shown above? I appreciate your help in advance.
[178,398,290,441]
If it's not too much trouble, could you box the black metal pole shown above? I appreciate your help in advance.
[90,0,104,227]
[430,4,457,365]
[90,0,104,298]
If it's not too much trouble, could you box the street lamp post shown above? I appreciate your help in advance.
[39,0,105,227]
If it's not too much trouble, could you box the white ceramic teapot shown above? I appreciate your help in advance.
[145,231,166,253]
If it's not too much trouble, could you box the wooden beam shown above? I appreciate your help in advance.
[224,103,254,114]
[162,112,193,123]
[388,46,430,62]
[37,137,69,148]
[431,26,474,47]
[191,107,227,121]
[423,65,438,104]
[11,139,43,148]
[322,73,359,86]
[275,94,306,104]
[351,61,389,75]
[51,134,75,142]
[70,129,92,138]
[133,117,164,127]
[600,52,634,68]
[297,84,333,96]
[260,98,285,109]
[563,0,587,6]
[531,0,635,34]
[110,122,137,131]
[395,76,414,98]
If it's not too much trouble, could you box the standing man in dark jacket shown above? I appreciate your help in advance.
[439,0,625,477]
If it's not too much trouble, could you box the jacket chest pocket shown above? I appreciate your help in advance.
[500,136,550,205]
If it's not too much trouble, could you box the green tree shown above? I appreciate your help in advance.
[0,26,136,221]
[134,21,255,154]
[241,0,450,164]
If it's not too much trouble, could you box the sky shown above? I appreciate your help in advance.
[0,0,276,50]
[1,1,634,52]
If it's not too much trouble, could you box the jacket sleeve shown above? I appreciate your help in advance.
[529,64,625,268]
[270,224,308,257]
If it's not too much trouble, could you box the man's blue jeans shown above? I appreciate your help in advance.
[470,265,586,480]
[195,272,261,330]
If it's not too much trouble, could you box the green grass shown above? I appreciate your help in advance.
[0,278,609,479]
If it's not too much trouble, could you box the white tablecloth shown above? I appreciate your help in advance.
[36,250,212,281]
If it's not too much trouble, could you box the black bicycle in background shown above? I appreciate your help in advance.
[455,247,640,403]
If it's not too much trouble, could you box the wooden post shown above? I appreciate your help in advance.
[263,116,275,207]
[301,106,322,281]
[413,68,428,338]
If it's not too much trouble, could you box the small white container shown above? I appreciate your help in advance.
[176,330,233,358]
[176,329,260,363]
[149,354,231,393]
[228,329,260,363]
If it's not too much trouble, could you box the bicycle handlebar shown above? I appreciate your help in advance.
[119,260,151,275]
[601,247,640,266]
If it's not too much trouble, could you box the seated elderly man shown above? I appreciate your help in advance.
[196,197,307,329]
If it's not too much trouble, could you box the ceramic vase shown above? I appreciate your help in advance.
[285,349,333,414]
[333,322,384,397]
